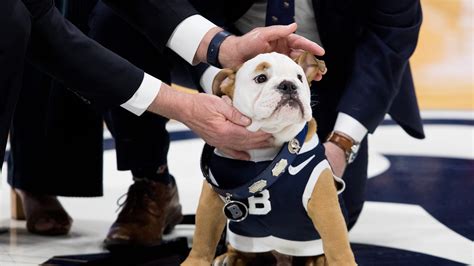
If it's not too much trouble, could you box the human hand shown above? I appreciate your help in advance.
[194,24,325,68]
[323,142,347,177]
[147,84,272,160]
[183,93,272,160]
[219,23,325,68]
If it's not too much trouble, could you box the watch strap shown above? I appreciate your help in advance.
[327,131,354,153]
[207,30,232,68]
[327,131,361,164]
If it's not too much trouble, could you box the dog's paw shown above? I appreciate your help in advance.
[304,255,328,266]
[181,257,212,266]
[213,249,284,266]
[213,252,249,266]
[304,254,357,266]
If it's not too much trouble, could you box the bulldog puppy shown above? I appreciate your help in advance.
[182,52,356,266]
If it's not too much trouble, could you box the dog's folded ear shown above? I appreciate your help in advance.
[294,52,327,82]
[212,69,237,99]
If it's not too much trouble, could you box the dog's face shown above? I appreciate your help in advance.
[213,52,326,142]
[235,53,312,133]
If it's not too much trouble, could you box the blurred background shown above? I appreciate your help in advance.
[1,0,473,265]
[411,0,472,110]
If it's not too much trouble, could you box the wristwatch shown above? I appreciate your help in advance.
[326,131,360,164]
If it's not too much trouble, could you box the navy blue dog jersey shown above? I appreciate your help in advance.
[207,134,345,256]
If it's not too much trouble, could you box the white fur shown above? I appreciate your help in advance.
[224,52,313,161]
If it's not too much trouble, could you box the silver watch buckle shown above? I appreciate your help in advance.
[346,144,360,164]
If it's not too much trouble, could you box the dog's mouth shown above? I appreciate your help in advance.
[270,95,305,118]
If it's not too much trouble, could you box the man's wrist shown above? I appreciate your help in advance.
[207,30,232,68]
[217,34,238,68]
[323,141,348,177]
[168,15,217,65]
[326,131,360,164]
[325,141,347,158]
[147,83,193,123]
[194,27,223,65]
[120,73,162,116]
[333,113,367,143]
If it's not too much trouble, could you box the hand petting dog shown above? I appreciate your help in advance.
[195,23,325,70]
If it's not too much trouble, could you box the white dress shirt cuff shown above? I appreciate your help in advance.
[167,15,217,65]
[200,66,222,94]
[334,113,368,143]
[120,73,162,116]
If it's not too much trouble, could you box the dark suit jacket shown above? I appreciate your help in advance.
[188,0,425,140]
[0,0,200,162]
[22,0,201,106]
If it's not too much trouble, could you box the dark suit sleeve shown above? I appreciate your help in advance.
[102,0,199,52]
[337,0,422,133]
[24,0,144,107]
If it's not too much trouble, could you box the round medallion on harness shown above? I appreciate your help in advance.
[223,200,248,222]
[288,138,301,154]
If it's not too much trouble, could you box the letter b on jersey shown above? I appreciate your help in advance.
[248,190,271,215]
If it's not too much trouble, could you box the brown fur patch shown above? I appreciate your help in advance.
[220,74,235,98]
[307,169,356,265]
[212,69,235,98]
[294,52,327,82]
[305,118,318,142]
[182,183,226,265]
[255,61,271,72]
[212,65,243,99]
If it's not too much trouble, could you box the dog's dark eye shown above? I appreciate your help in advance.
[254,74,268,84]
[297,74,303,82]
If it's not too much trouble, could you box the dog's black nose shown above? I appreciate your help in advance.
[277,80,297,94]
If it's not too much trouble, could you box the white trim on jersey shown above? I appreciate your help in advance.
[333,175,346,194]
[302,160,330,212]
[301,160,346,212]
[228,228,324,256]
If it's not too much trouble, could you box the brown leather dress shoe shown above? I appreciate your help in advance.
[104,179,183,250]
[15,189,73,236]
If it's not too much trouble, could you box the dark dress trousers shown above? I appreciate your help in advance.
[7,0,106,197]
[89,1,172,178]
[0,0,31,164]
[186,0,425,228]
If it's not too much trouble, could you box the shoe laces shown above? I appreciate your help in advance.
[115,179,159,216]
[115,193,128,213]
